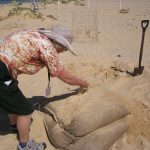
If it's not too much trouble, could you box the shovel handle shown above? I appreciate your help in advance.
[141,20,149,31]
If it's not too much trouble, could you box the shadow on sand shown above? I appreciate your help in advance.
[0,89,78,135]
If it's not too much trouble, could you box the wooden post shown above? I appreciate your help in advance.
[57,0,60,10]
[88,0,90,9]
[120,0,122,10]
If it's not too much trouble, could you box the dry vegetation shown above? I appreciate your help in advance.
[8,6,43,19]
[0,0,85,21]
[40,0,85,6]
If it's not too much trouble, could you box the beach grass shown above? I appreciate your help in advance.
[7,6,43,19]
[39,0,85,5]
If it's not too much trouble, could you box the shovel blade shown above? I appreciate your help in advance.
[132,66,144,76]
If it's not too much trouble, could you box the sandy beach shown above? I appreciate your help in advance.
[0,0,150,149]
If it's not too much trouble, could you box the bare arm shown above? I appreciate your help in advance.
[57,69,89,88]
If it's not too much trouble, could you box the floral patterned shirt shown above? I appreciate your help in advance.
[0,30,64,79]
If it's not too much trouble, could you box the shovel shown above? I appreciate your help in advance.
[132,20,149,76]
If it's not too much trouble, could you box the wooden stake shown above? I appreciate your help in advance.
[57,0,60,10]
[88,0,90,9]
[120,0,122,10]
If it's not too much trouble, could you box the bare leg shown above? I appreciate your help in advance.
[9,114,18,125]
[17,114,32,143]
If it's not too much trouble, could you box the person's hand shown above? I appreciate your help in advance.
[78,80,89,94]
[80,80,89,89]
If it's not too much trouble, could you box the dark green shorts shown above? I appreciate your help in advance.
[0,61,34,115]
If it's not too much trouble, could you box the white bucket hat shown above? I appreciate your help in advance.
[38,25,76,55]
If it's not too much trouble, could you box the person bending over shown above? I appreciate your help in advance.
[0,25,89,150]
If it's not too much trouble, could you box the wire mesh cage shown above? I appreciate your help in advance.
[72,10,98,43]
